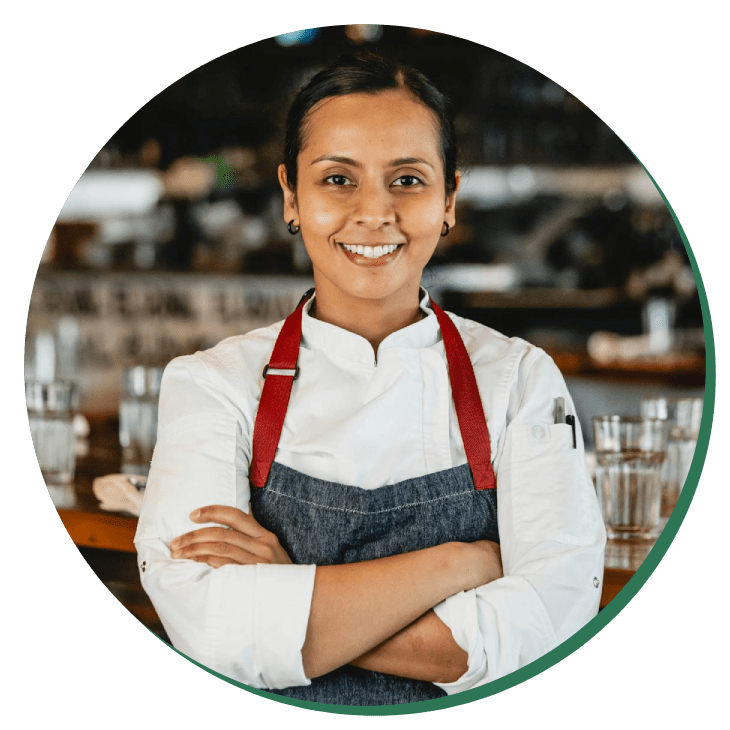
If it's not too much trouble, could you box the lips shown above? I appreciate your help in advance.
[342,243,401,258]
[337,242,404,265]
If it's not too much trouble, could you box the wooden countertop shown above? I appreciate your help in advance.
[56,430,138,552]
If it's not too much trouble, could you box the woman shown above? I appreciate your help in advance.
[135,51,606,706]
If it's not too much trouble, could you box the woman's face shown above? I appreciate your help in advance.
[279,89,459,307]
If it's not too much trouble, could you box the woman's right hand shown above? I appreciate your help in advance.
[169,504,292,568]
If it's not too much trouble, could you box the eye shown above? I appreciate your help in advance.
[324,174,352,186]
[392,175,423,187]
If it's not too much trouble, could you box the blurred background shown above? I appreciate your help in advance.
[26,24,705,444]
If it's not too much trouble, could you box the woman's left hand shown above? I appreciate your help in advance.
[169,505,292,568]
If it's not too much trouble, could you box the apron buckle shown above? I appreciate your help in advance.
[263,364,300,380]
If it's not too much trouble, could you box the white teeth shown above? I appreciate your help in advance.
[341,243,400,258]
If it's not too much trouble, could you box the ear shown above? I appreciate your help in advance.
[278,164,298,224]
[444,170,461,229]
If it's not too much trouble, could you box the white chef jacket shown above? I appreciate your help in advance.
[135,289,606,694]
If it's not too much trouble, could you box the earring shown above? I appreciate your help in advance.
[287,220,300,235]
[441,222,450,237]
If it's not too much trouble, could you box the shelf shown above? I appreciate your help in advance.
[458,165,662,207]
[548,348,705,387]
[445,288,625,309]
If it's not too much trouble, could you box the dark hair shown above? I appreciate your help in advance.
[283,51,458,195]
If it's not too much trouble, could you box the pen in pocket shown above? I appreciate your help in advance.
[554,397,576,448]
[565,415,577,449]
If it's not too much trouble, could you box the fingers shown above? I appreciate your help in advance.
[170,527,265,565]
[172,540,264,565]
[171,527,237,551]
[192,555,238,568]
[190,504,265,537]
[172,505,292,565]
[170,528,275,563]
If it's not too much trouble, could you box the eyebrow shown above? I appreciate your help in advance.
[391,157,435,170]
[309,155,434,170]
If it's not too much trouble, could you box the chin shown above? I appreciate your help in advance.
[344,279,415,305]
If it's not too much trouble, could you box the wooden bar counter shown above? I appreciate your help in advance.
[52,425,162,637]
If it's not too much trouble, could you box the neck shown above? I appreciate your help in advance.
[309,281,424,355]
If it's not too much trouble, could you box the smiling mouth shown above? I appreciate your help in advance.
[338,243,403,259]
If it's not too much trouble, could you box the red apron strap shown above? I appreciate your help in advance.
[250,290,496,491]
[429,298,497,490]
[249,289,313,488]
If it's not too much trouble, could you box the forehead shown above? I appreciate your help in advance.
[300,89,441,162]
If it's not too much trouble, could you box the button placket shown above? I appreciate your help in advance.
[435,350,454,471]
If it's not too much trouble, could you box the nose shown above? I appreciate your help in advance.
[351,180,396,229]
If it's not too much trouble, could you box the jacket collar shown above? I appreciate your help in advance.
[301,288,440,365]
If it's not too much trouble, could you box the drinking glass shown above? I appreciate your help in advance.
[119,366,164,476]
[640,397,703,515]
[26,380,77,487]
[593,416,669,540]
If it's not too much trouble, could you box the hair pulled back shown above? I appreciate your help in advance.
[283,51,458,195]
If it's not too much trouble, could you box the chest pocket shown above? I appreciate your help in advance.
[506,422,594,545]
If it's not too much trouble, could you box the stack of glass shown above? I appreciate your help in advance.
[593,415,669,540]
[119,366,164,476]
[26,380,78,508]
[640,397,703,516]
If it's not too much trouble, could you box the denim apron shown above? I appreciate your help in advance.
[249,290,499,706]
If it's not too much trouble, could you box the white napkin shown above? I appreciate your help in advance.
[92,473,146,516]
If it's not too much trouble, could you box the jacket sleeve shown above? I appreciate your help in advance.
[432,349,607,693]
[134,354,316,689]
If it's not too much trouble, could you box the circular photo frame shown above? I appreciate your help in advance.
[11,8,716,724]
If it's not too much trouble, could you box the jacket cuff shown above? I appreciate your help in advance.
[433,576,559,694]
[432,589,485,694]
[253,563,316,689]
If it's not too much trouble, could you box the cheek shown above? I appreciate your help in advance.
[310,209,342,230]
[297,192,345,232]
[404,197,446,232]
